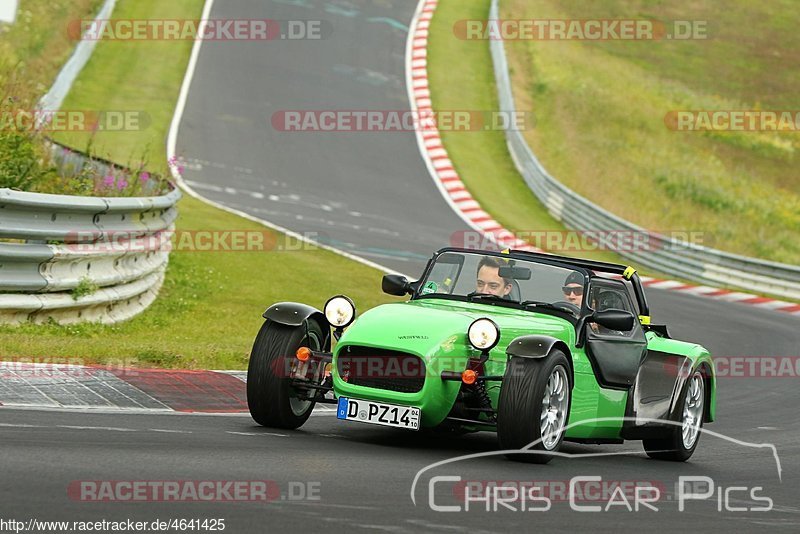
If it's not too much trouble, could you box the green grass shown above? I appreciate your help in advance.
[0,0,109,193]
[0,0,103,94]
[51,0,204,167]
[0,0,395,367]
[499,0,799,264]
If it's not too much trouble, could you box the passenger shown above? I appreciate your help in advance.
[562,271,584,308]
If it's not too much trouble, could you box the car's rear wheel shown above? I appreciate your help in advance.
[247,319,325,429]
[643,369,705,461]
[498,350,571,464]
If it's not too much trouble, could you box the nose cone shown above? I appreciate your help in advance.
[338,302,473,356]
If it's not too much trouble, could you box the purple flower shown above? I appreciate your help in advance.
[117,178,128,190]
[139,171,150,183]
[103,175,115,187]
[168,156,185,175]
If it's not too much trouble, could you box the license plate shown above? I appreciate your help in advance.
[336,397,420,431]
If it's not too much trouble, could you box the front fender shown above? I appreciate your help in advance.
[263,302,330,337]
[506,335,574,386]
[506,335,570,360]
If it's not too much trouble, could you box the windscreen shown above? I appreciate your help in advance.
[417,251,586,312]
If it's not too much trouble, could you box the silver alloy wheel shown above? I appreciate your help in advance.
[540,365,569,450]
[681,372,704,449]
[289,330,320,416]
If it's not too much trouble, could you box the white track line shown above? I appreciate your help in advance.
[165,0,406,278]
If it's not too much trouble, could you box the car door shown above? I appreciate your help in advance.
[584,279,647,388]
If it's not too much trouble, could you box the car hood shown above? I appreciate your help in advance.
[337,298,575,358]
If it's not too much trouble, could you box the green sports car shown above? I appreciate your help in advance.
[247,248,716,463]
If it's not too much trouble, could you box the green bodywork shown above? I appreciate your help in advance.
[332,298,716,438]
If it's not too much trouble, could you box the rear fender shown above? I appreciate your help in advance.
[668,357,715,423]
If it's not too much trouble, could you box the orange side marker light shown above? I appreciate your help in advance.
[296,347,312,362]
[462,369,478,385]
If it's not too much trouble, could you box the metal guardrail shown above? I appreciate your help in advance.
[0,0,180,325]
[489,0,800,300]
[0,152,180,324]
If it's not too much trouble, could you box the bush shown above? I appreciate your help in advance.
[0,127,44,189]
[0,93,56,190]
[0,94,172,196]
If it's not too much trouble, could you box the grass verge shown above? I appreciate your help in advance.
[0,0,394,367]
[50,0,203,168]
[0,0,102,93]
[500,0,798,264]
[0,0,115,194]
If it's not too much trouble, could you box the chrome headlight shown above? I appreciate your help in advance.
[324,295,356,328]
[468,318,500,351]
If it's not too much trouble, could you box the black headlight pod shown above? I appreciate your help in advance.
[324,295,356,328]
[468,318,500,351]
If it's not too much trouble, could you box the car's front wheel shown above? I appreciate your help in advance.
[497,350,572,463]
[643,369,705,461]
[247,319,325,429]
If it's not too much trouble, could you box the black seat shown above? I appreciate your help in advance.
[506,279,522,302]
[597,290,625,311]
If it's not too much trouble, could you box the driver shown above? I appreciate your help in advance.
[476,257,512,298]
[562,272,584,308]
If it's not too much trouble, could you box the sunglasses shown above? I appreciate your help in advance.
[562,285,584,296]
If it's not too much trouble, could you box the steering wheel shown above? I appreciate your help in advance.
[467,290,519,303]
[550,301,580,315]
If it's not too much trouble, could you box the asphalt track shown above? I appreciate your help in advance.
[176,0,466,268]
[2,0,799,531]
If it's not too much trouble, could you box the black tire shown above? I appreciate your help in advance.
[643,369,705,462]
[497,350,572,464]
[246,319,325,429]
